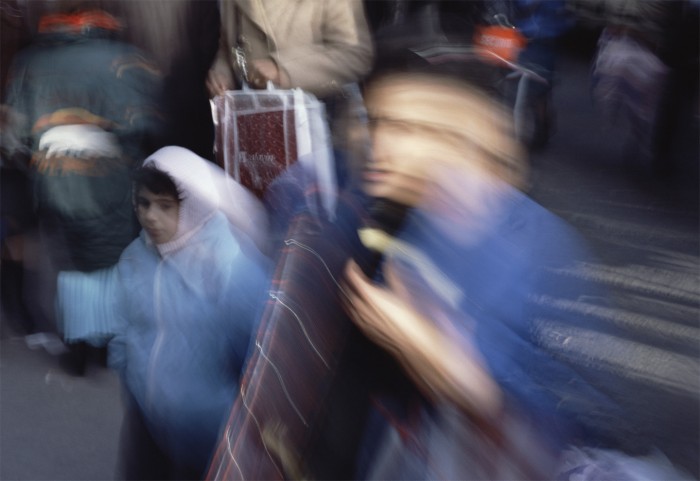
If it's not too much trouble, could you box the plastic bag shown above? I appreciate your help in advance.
[212,85,337,218]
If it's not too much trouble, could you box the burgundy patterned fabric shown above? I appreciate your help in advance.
[213,91,298,199]
[207,197,380,480]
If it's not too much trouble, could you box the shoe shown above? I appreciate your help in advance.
[25,332,69,355]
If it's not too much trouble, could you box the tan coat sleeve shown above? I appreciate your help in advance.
[271,0,374,98]
[210,0,238,88]
[213,0,373,97]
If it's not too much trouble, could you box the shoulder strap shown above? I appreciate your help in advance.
[233,4,249,85]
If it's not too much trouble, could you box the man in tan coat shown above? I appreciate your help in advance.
[207,0,373,99]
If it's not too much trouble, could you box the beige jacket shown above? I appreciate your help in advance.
[212,0,373,98]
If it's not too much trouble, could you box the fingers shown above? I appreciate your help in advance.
[341,260,385,336]
[343,260,419,351]
[341,260,369,315]
[382,260,412,305]
[206,60,282,93]
[251,59,280,83]
[343,259,366,288]
[248,75,269,89]
[206,71,230,97]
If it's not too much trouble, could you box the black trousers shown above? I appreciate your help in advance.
[116,393,202,481]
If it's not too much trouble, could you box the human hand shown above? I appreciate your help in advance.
[342,259,425,351]
[342,259,502,418]
[249,58,290,89]
[206,69,232,97]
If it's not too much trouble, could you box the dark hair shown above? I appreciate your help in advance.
[364,44,504,103]
[48,0,120,14]
[132,165,182,201]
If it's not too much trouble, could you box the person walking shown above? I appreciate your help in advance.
[4,0,165,372]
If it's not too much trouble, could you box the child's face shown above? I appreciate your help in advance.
[135,187,180,245]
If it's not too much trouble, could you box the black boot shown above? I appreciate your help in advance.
[60,341,88,376]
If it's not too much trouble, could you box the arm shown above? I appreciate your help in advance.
[207,0,237,96]
[208,0,373,97]
[55,266,127,369]
[272,0,373,97]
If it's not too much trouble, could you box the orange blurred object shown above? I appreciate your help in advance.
[473,25,527,64]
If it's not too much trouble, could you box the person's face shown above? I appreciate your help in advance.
[363,75,519,208]
[135,187,179,244]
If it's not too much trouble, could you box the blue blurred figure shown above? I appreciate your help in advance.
[342,51,641,479]
[511,0,574,148]
[58,146,270,479]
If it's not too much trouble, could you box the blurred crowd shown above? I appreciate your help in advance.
[0,1,697,480]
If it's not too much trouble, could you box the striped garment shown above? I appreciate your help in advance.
[56,266,120,346]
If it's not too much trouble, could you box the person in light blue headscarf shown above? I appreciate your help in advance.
[58,146,271,479]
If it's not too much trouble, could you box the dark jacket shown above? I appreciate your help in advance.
[5,10,166,270]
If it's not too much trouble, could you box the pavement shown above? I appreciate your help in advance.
[527,41,699,478]
[1,29,698,481]
[0,337,122,481]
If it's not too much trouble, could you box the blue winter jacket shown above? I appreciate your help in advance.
[395,187,630,449]
[108,212,269,472]
[514,0,574,39]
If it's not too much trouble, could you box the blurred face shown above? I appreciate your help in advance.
[135,187,179,244]
[363,74,522,209]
